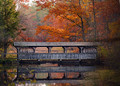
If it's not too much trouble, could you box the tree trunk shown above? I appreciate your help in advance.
[92,0,97,41]
[3,43,7,58]
[106,21,110,39]
[78,0,86,41]
[80,17,86,42]
[79,0,81,5]
[3,69,8,86]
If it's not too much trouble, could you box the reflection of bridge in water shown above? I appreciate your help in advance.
[14,64,95,83]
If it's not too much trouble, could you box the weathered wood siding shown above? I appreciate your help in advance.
[18,53,96,60]
[14,42,100,60]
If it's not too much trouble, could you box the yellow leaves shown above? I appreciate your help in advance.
[82,0,91,3]
[66,15,78,21]
[31,79,36,83]
[84,29,87,34]
[36,25,65,36]
[58,29,64,32]
[64,36,70,39]
[109,18,120,39]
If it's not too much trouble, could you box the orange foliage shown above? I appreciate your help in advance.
[35,0,120,41]
[36,15,84,42]
[87,0,120,40]
[36,0,89,42]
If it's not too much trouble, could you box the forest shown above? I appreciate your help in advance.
[0,0,120,86]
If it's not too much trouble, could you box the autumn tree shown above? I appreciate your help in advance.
[36,0,90,42]
[91,0,97,41]
[0,0,19,58]
[94,0,120,40]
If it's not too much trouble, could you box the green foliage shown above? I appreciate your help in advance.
[98,46,109,58]
[106,42,120,69]
[109,18,120,39]
[6,54,17,58]
[0,58,16,64]
[8,83,15,86]
[97,69,114,81]
[94,69,120,86]
[0,0,20,58]
[95,41,120,86]
[0,0,19,46]
[0,48,3,57]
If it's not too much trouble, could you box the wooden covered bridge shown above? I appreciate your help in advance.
[14,42,100,61]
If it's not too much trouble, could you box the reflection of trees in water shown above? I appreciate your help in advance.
[50,72,80,79]
[17,63,94,80]
[50,83,88,86]
[51,83,71,86]
[0,70,15,86]
[17,72,81,80]
[0,66,17,86]
[0,63,95,86]
[89,41,120,86]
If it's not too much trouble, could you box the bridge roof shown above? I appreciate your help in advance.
[14,42,100,47]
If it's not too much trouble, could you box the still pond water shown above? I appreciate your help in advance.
[0,61,118,86]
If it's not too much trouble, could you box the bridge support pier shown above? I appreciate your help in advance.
[47,73,51,79]
[78,47,84,53]
[63,47,67,53]
[16,47,20,63]
[47,47,52,53]
[65,72,68,79]
[31,47,36,53]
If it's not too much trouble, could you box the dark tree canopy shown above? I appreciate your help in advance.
[0,0,19,58]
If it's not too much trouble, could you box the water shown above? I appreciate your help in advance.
[0,62,96,86]
[0,62,119,86]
